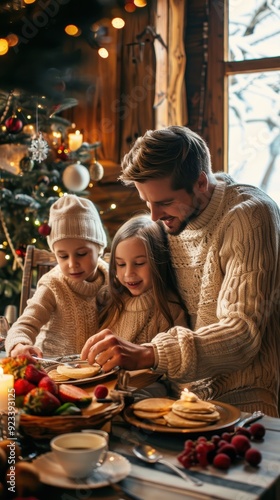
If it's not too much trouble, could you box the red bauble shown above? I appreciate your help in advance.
[56,144,69,161]
[5,115,23,134]
[15,247,26,258]
[38,223,51,236]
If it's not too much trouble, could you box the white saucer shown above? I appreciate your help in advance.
[32,451,131,489]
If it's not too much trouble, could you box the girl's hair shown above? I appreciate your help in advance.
[99,213,188,328]
[119,126,212,194]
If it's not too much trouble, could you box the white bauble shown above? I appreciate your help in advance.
[62,162,90,192]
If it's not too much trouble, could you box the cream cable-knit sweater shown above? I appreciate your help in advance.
[149,174,280,416]
[106,288,187,343]
[5,258,108,357]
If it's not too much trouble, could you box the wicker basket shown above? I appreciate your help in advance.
[19,400,124,440]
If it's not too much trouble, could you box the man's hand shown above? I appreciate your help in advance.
[10,343,43,360]
[81,329,155,372]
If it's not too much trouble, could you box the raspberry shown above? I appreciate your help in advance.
[249,423,266,440]
[245,448,262,466]
[213,453,231,470]
[218,443,237,462]
[94,385,108,399]
[221,432,232,442]
[231,435,251,456]
[235,426,252,439]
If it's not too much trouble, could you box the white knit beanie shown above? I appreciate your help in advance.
[47,195,107,252]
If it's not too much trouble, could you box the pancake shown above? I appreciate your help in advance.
[134,409,168,420]
[172,400,216,414]
[56,363,101,379]
[172,408,220,422]
[163,411,207,428]
[131,398,174,413]
[47,369,70,382]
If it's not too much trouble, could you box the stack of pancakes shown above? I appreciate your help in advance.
[131,392,220,428]
[48,363,101,382]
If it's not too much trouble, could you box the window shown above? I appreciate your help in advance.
[205,0,280,205]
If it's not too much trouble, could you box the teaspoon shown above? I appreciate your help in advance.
[133,444,203,486]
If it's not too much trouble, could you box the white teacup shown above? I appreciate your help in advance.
[50,432,108,479]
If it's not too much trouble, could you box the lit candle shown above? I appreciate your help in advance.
[0,367,14,410]
[68,130,83,151]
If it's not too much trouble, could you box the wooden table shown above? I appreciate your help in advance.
[25,371,280,499]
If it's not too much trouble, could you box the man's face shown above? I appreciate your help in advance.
[135,174,209,235]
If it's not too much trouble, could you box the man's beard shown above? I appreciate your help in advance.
[167,203,202,236]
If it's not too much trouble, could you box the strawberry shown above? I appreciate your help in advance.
[38,375,58,395]
[14,379,36,397]
[23,387,61,416]
[58,384,92,407]
[24,364,47,384]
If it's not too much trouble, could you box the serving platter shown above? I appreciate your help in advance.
[123,400,241,435]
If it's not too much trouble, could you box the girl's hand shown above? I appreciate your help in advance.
[81,329,155,372]
[10,343,43,360]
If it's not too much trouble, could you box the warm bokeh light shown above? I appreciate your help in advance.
[134,0,147,6]
[6,33,19,47]
[65,24,80,37]
[90,22,100,32]
[125,2,136,13]
[98,47,109,58]
[0,39,9,56]
[24,0,36,4]
[111,17,125,29]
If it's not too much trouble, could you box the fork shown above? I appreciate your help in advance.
[235,410,264,429]
[32,355,81,367]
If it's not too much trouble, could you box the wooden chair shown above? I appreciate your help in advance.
[19,245,57,315]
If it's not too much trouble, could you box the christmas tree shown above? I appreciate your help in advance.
[0,91,102,315]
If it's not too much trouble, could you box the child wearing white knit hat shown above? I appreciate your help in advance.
[6,195,109,359]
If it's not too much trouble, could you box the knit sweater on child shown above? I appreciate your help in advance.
[5,258,108,357]
[106,288,187,343]
[149,174,280,416]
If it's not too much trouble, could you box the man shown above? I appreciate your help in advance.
[82,126,280,416]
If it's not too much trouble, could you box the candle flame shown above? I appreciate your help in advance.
[0,367,3,376]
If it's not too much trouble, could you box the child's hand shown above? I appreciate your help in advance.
[81,329,155,372]
[10,343,43,360]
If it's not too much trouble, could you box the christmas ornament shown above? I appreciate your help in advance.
[38,223,51,236]
[0,250,7,268]
[89,160,104,181]
[62,162,90,192]
[37,175,50,186]
[15,247,26,259]
[5,115,23,134]
[29,132,49,163]
[56,144,69,161]
[20,155,34,172]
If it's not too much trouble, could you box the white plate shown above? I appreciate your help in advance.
[32,451,131,489]
[45,361,116,385]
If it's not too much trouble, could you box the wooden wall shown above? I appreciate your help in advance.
[67,0,210,246]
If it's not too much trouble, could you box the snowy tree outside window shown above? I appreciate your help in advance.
[227,0,280,205]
